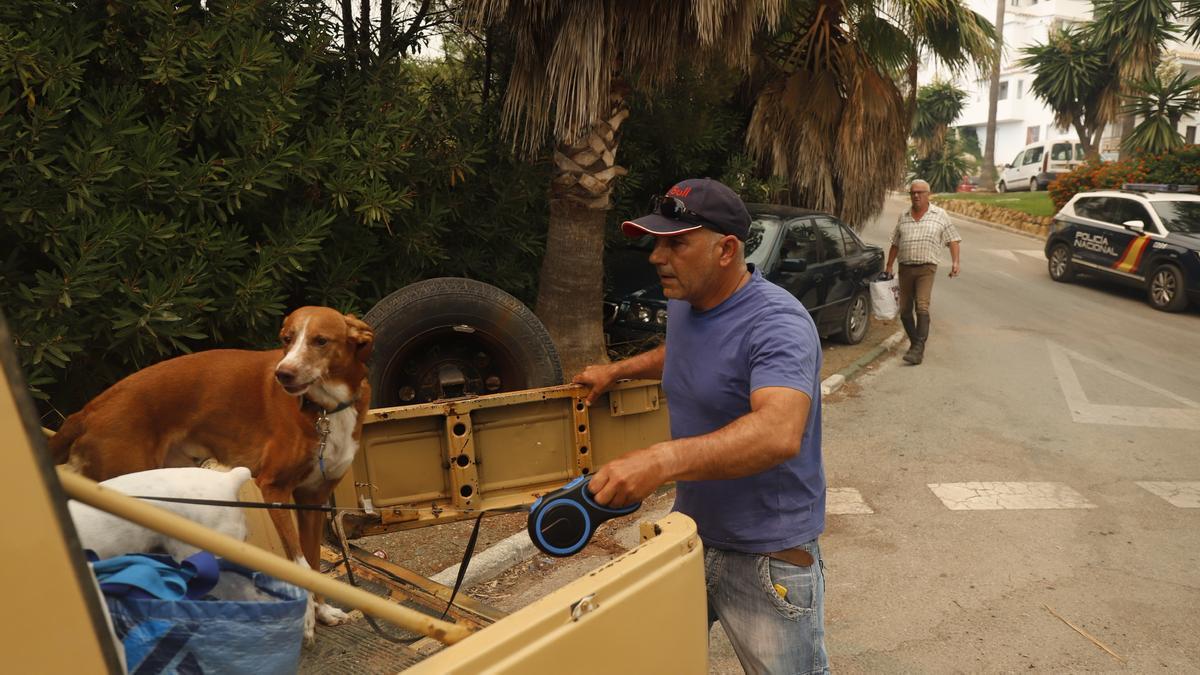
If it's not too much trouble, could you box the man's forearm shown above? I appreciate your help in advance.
[886,244,899,270]
[657,388,809,482]
[949,241,960,264]
[614,344,665,381]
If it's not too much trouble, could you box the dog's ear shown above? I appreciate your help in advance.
[278,314,293,344]
[344,314,374,363]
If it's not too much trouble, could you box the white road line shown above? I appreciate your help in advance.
[1136,481,1200,508]
[927,482,1098,510]
[981,249,1044,263]
[827,487,874,514]
[1047,341,1200,430]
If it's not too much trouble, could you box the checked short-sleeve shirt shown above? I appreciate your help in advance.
[891,204,961,265]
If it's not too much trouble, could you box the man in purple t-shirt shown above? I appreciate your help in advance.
[573,178,829,674]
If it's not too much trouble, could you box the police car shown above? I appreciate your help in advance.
[1045,184,1200,311]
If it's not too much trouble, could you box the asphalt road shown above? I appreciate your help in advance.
[816,196,1200,672]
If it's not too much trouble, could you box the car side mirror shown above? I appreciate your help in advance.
[779,258,808,273]
[1004,163,1011,169]
[1122,220,1145,232]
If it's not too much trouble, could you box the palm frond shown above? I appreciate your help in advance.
[463,0,785,155]
[851,11,914,76]
[1181,0,1200,43]
[748,44,906,226]
[1019,27,1114,133]
[1089,0,1178,84]
[1121,72,1200,153]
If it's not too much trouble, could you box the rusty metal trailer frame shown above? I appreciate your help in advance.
[333,380,669,538]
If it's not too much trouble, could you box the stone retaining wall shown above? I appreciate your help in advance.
[933,197,1052,238]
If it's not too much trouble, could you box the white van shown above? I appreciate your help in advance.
[997,140,1085,192]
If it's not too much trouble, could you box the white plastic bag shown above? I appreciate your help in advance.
[870,274,899,321]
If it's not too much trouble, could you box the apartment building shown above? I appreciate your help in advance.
[923,0,1200,171]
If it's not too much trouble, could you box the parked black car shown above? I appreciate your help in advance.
[604,204,885,347]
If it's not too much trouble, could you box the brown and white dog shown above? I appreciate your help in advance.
[49,306,373,641]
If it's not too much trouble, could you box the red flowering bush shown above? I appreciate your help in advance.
[1049,145,1200,210]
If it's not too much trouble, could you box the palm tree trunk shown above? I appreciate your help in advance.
[1116,114,1136,159]
[359,0,372,67]
[1073,120,1096,159]
[980,0,1006,192]
[340,0,357,68]
[534,88,630,378]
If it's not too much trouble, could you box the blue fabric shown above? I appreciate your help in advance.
[664,266,825,552]
[104,559,306,675]
[91,552,220,600]
[181,552,220,599]
[93,554,197,600]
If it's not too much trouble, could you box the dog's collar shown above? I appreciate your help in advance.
[300,393,358,416]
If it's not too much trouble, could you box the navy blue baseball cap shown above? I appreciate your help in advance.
[622,178,752,241]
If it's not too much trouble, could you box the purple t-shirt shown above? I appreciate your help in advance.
[664,266,825,553]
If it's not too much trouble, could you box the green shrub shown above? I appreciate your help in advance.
[0,0,547,414]
[1049,144,1200,210]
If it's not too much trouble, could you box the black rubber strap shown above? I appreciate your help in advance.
[131,495,338,512]
[441,512,485,620]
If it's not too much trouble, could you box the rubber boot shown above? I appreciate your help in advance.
[900,312,916,342]
[904,314,930,365]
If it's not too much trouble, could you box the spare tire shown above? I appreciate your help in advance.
[363,277,563,406]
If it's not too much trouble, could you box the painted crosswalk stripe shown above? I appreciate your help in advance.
[827,487,874,514]
[1135,481,1200,508]
[927,482,1097,510]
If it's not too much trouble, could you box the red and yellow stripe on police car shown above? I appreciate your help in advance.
[1113,235,1152,274]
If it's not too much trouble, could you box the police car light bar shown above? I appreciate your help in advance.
[1121,183,1200,193]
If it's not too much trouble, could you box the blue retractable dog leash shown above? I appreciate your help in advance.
[527,475,641,557]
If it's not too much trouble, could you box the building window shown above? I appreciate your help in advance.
[1188,126,1197,144]
[998,81,1009,100]
[1010,0,1019,6]
[1017,81,1024,99]
[1026,126,1040,144]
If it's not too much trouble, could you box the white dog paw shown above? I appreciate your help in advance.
[303,594,317,645]
[317,602,352,626]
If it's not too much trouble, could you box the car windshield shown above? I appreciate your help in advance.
[1149,201,1200,233]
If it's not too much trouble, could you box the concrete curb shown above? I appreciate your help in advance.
[936,205,1046,242]
[820,330,906,396]
[430,531,537,590]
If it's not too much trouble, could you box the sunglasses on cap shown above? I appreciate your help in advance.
[649,195,707,225]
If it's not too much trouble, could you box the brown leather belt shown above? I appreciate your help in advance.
[768,547,814,567]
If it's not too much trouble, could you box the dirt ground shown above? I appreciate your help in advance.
[355,314,905,590]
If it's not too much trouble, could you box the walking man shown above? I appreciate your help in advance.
[885,179,962,365]
[573,178,829,674]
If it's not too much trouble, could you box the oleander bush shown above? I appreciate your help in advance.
[1049,144,1200,210]
[0,0,549,414]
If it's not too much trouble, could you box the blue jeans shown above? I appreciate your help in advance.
[706,540,829,674]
